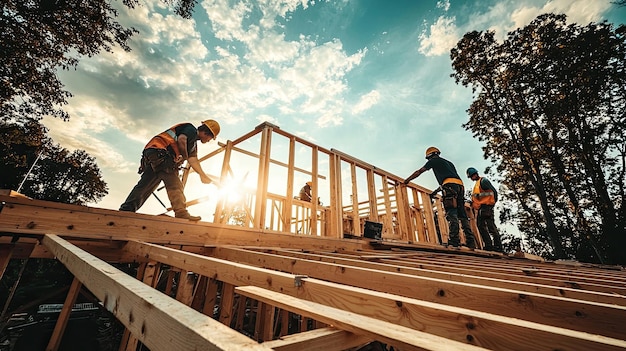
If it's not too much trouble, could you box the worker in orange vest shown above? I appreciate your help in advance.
[403,147,477,249]
[119,120,220,221]
[299,181,313,202]
[466,167,503,252]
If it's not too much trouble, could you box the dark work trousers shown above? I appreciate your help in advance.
[442,183,477,248]
[119,149,188,216]
[477,204,503,252]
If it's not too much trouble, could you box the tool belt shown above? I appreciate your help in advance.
[441,183,459,209]
[139,148,176,174]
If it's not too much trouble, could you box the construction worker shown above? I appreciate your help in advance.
[299,181,313,202]
[403,147,477,248]
[119,120,220,221]
[467,167,503,252]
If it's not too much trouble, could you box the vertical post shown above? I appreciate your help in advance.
[254,126,272,229]
[381,175,394,239]
[218,283,235,327]
[350,163,360,236]
[366,168,378,222]
[214,140,234,224]
[283,137,296,233]
[395,185,411,241]
[310,146,319,236]
[328,153,343,238]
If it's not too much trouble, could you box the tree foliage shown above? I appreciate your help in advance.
[451,14,626,264]
[0,119,108,205]
[1,0,197,122]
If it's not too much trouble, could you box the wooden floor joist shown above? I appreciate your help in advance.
[235,285,489,351]
[1,119,626,351]
[40,234,271,351]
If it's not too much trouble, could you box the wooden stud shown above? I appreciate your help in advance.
[219,282,236,327]
[45,277,82,351]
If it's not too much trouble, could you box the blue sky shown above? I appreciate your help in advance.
[43,0,626,218]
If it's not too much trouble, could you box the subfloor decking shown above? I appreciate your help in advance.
[1,193,625,351]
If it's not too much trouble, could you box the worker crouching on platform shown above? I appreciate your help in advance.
[467,167,503,252]
[119,120,220,221]
[403,147,477,249]
[299,181,313,202]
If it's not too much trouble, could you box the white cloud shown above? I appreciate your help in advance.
[511,0,611,28]
[352,90,381,115]
[418,16,459,56]
[418,0,614,57]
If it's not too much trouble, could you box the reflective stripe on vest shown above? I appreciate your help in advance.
[472,177,495,209]
[144,124,184,158]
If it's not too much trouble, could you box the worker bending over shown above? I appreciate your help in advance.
[119,120,220,221]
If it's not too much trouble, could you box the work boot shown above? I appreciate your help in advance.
[175,211,201,221]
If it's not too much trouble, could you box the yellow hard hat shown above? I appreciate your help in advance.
[202,120,220,139]
[425,146,440,159]
[306,181,312,186]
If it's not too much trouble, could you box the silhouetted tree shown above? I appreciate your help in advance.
[451,14,626,264]
[0,119,108,204]
[1,0,197,122]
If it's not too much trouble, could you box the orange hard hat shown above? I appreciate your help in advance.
[425,146,440,159]
[202,120,220,139]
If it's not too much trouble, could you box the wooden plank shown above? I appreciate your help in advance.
[123,241,626,350]
[236,285,487,351]
[262,327,370,351]
[0,194,368,251]
[41,235,270,351]
[210,247,626,311]
[45,277,82,351]
[236,247,626,306]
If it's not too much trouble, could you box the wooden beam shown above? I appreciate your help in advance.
[0,194,368,251]
[236,285,488,351]
[261,327,371,351]
[41,235,270,351]
[123,241,626,350]
[216,247,625,306]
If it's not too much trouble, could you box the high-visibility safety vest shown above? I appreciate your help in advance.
[144,124,184,159]
[472,177,496,209]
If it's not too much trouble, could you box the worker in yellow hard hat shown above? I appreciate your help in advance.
[403,147,477,249]
[119,120,221,221]
[299,181,313,202]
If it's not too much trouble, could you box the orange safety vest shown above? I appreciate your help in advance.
[144,124,184,159]
[472,177,496,209]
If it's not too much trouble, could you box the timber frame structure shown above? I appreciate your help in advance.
[1,122,625,351]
